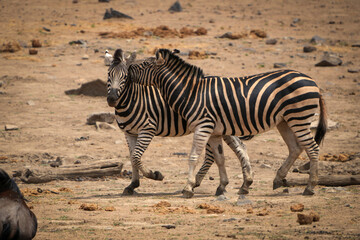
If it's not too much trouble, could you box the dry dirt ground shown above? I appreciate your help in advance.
[1,0,360,239]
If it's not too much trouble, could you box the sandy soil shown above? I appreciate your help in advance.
[0,0,360,239]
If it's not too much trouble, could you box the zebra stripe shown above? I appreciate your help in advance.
[107,49,253,195]
[129,48,327,197]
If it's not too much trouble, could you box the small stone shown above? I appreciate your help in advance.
[31,39,42,48]
[257,208,269,216]
[303,45,317,53]
[209,176,214,180]
[260,163,271,169]
[105,206,115,211]
[29,49,38,55]
[0,41,21,53]
[26,100,35,106]
[103,8,133,20]
[96,122,117,130]
[188,50,207,60]
[351,43,360,48]
[297,213,313,225]
[161,224,176,229]
[246,208,253,214]
[5,125,19,131]
[82,54,89,60]
[348,69,359,73]
[265,38,277,45]
[74,160,81,164]
[290,203,304,212]
[218,32,246,40]
[310,35,325,45]
[168,1,182,12]
[115,140,122,144]
[42,27,51,32]
[274,63,287,68]
[223,218,237,222]
[315,52,342,67]
[250,29,267,38]
[309,211,320,222]
[80,203,98,211]
[292,18,301,24]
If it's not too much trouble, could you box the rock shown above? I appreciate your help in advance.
[266,38,277,45]
[65,79,107,97]
[169,1,182,12]
[79,203,98,211]
[75,136,89,141]
[86,112,115,125]
[310,35,325,45]
[351,43,360,48]
[250,29,267,38]
[74,160,81,164]
[154,201,171,208]
[42,27,51,32]
[315,52,342,67]
[236,195,252,206]
[303,45,317,53]
[218,32,246,40]
[260,163,271,169]
[5,125,19,131]
[103,8,133,20]
[256,208,269,216]
[297,211,320,225]
[348,69,359,73]
[31,39,42,48]
[104,206,115,211]
[292,18,301,24]
[69,40,87,45]
[223,218,237,222]
[29,49,38,55]
[310,211,320,222]
[246,208,253,214]
[82,54,89,60]
[290,203,304,212]
[162,225,176,229]
[274,63,287,68]
[209,176,214,180]
[188,50,207,60]
[0,41,21,53]
[95,122,117,130]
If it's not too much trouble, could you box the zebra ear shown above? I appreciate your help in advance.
[155,50,165,65]
[172,49,180,54]
[126,51,136,67]
[113,49,125,62]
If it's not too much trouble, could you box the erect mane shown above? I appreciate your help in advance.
[158,49,205,78]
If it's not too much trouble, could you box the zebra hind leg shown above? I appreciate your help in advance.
[273,121,303,190]
[223,136,253,195]
[194,143,215,189]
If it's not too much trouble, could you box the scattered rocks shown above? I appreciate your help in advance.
[274,63,287,68]
[169,1,182,12]
[5,124,19,131]
[31,39,42,48]
[319,153,356,162]
[80,203,99,211]
[250,29,267,38]
[95,122,117,130]
[303,45,317,53]
[266,38,277,45]
[86,112,115,125]
[297,211,320,225]
[310,35,325,45]
[218,32,246,40]
[315,52,342,67]
[103,8,133,20]
[188,50,208,60]
[65,79,107,97]
[29,49,38,55]
[0,41,21,53]
[290,203,304,212]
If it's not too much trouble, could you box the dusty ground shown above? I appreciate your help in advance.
[1,0,360,239]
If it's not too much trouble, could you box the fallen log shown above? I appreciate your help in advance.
[287,175,360,187]
[19,159,123,184]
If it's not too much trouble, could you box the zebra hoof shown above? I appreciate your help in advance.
[302,188,315,196]
[154,171,164,181]
[122,187,134,196]
[182,189,194,198]
[238,188,249,195]
[273,179,288,190]
[215,187,226,196]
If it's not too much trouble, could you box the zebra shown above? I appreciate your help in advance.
[107,49,253,196]
[128,48,327,198]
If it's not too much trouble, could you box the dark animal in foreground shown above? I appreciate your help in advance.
[0,168,37,240]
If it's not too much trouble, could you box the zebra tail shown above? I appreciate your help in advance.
[315,93,328,145]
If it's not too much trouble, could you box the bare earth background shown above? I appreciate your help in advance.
[0,0,360,239]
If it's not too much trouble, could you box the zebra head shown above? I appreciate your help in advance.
[128,48,180,88]
[107,49,136,107]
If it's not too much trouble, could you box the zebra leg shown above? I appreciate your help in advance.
[183,127,213,198]
[207,136,229,196]
[123,134,141,195]
[194,143,215,189]
[273,121,303,190]
[132,125,164,181]
[222,136,253,194]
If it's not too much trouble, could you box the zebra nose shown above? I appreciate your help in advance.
[107,88,119,107]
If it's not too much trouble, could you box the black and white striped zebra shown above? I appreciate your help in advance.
[129,48,328,197]
[107,49,253,196]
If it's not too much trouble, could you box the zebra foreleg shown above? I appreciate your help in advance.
[273,121,303,190]
[194,143,215,189]
[223,136,253,195]
[123,134,141,195]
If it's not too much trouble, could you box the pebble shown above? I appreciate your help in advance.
[315,52,342,67]
[161,224,176,229]
[5,124,19,131]
[168,1,182,12]
[274,63,287,68]
[348,69,359,73]
[260,163,271,169]
[29,49,38,55]
[82,54,89,60]
[26,100,35,106]
[310,35,325,45]
[303,45,317,53]
[266,38,277,45]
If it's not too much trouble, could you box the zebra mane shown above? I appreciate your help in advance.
[158,49,205,78]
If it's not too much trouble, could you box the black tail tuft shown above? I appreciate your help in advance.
[314,94,328,145]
